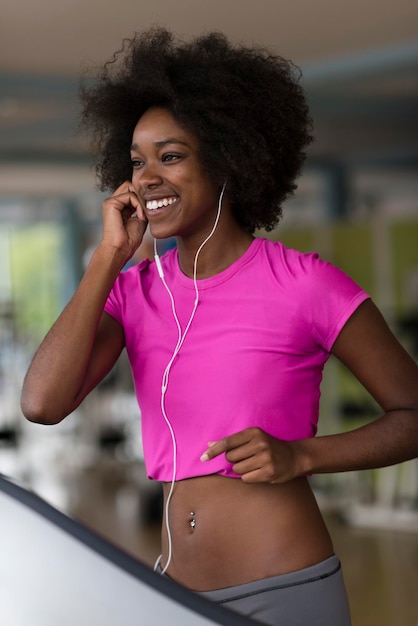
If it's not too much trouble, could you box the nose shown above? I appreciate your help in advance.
[137,162,163,190]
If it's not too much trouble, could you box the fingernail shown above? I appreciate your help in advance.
[200,452,209,462]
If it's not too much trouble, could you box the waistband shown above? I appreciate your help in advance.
[199,555,340,603]
[157,554,341,601]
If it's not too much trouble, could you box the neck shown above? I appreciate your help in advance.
[176,220,254,279]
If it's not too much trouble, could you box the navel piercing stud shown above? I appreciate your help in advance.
[189,511,196,531]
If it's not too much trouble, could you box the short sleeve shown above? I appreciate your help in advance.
[296,252,370,352]
[103,280,123,324]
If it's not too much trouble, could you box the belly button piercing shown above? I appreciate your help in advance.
[189,511,196,531]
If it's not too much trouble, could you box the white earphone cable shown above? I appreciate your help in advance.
[153,182,226,575]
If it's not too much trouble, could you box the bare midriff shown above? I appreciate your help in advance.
[160,475,333,591]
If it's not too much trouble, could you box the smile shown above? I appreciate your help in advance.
[146,197,178,211]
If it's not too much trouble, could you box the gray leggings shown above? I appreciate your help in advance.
[196,554,351,626]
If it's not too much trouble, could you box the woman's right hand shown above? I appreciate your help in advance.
[101,180,148,260]
[21,180,147,425]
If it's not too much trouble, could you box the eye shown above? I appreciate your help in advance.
[162,153,182,163]
[131,158,144,169]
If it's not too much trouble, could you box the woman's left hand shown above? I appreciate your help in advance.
[200,427,300,484]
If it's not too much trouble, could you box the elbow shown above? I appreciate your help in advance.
[20,394,66,426]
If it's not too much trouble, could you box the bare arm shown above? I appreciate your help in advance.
[21,181,147,425]
[296,298,418,474]
[201,299,418,482]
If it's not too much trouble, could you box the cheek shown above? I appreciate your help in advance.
[189,171,218,198]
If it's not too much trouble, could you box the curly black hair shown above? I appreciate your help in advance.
[81,28,313,233]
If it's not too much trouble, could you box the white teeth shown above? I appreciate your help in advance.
[146,197,177,211]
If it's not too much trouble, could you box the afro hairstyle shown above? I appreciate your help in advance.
[81,27,313,233]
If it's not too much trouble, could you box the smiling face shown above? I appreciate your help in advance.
[130,107,224,241]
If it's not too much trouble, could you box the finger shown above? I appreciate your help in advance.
[110,190,141,210]
[112,180,136,196]
[127,194,146,222]
[106,191,146,222]
[109,180,138,201]
[200,430,254,462]
[230,456,262,477]
[239,468,270,484]
[200,442,220,462]
[127,214,148,241]
[225,441,258,464]
[233,449,280,480]
[129,207,147,222]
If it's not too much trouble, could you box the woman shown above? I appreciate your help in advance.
[21,29,418,625]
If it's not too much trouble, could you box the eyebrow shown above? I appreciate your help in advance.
[130,138,190,151]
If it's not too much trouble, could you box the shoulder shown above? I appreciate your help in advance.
[269,237,367,300]
[105,256,154,310]
[258,237,338,284]
[109,247,178,300]
[113,247,176,286]
[121,256,153,279]
[258,238,370,349]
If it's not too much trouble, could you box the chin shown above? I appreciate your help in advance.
[148,224,176,241]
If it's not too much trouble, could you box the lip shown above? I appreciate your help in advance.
[144,195,179,217]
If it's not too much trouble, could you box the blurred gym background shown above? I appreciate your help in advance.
[1,2,417,625]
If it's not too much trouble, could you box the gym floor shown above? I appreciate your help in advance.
[62,459,418,626]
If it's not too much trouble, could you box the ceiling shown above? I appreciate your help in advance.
[1,0,418,189]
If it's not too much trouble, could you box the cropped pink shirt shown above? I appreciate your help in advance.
[104,238,369,481]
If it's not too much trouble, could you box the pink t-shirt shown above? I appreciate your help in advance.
[104,238,369,481]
